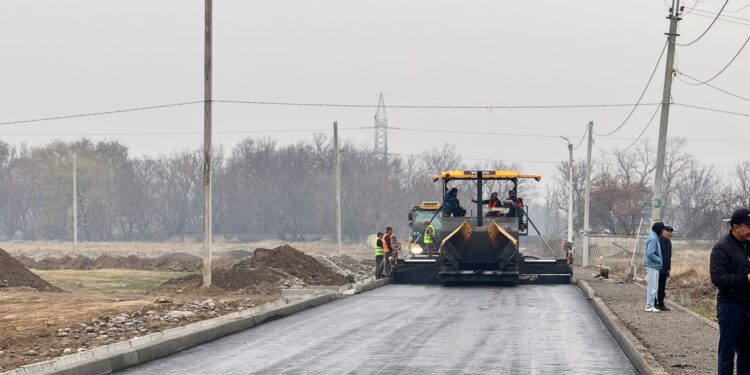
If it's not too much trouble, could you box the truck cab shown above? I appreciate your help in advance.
[407,201,442,257]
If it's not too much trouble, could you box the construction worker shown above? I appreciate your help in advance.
[383,227,397,276]
[507,190,523,217]
[374,232,385,279]
[423,221,436,258]
[472,191,502,216]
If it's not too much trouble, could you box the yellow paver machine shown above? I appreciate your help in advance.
[392,170,573,285]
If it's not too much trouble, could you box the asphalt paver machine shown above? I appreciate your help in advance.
[392,170,572,285]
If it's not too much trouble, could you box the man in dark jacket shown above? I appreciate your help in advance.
[656,225,673,311]
[711,208,750,375]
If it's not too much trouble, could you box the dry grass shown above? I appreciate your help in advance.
[32,269,191,294]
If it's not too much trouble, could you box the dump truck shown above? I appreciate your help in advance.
[393,170,572,285]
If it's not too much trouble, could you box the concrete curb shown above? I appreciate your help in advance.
[2,278,389,375]
[632,281,718,330]
[577,280,669,375]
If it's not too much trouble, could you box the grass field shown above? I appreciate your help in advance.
[32,269,191,294]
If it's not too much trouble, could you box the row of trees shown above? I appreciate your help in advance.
[546,139,750,239]
[0,137,745,242]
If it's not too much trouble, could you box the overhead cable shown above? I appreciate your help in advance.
[594,39,668,137]
[0,101,204,126]
[676,34,750,85]
[619,103,662,153]
[676,71,750,101]
[678,0,730,46]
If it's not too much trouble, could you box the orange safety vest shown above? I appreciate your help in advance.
[383,233,393,253]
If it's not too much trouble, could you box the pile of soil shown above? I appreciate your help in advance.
[35,255,95,270]
[18,252,202,272]
[159,245,353,294]
[211,249,254,270]
[0,248,61,291]
[316,255,374,281]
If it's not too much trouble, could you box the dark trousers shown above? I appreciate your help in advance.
[717,298,750,375]
[656,272,668,308]
[375,255,384,278]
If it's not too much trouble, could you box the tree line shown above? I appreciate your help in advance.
[546,139,750,239]
[0,137,745,242]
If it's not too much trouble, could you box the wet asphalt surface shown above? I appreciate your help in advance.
[120,284,636,374]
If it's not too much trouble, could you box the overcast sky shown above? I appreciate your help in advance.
[1,0,749,189]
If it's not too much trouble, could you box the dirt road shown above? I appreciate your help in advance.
[120,284,635,374]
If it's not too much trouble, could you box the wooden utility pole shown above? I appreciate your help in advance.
[334,122,342,257]
[202,0,213,287]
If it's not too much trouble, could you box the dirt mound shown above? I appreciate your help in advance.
[18,252,202,272]
[153,252,202,272]
[159,245,353,294]
[13,255,37,269]
[219,249,254,260]
[35,255,95,270]
[251,245,351,285]
[0,248,61,291]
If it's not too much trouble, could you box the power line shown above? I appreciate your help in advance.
[689,11,750,27]
[0,101,204,126]
[677,0,729,46]
[674,102,750,117]
[572,126,588,150]
[619,103,662,153]
[691,7,750,22]
[0,128,372,137]
[215,99,664,110]
[676,34,750,85]
[676,71,750,101]
[594,40,668,137]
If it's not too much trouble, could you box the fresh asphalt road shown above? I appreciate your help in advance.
[120,284,636,374]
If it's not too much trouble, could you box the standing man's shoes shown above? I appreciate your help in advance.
[659,305,671,311]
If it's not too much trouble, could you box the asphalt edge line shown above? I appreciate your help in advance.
[1,278,389,375]
[577,280,669,375]
[632,282,718,330]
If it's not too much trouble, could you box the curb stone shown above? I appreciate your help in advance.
[577,280,669,375]
[1,278,389,375]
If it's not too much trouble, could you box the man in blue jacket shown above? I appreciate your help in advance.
[644,221,665,312]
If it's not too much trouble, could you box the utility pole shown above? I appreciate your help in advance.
[651,0,681,223]
[72,153,78,254]
[582,121,593,267]
[559,137,574,245]
[334,122,342,257]
[202,0,213,288]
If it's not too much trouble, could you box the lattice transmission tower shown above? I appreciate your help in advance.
[373,93,388,161]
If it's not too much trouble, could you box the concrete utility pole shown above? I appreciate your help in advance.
[582,121,593,267]
[334,122,342,257]
[651,0,681,223]
[202,0,213,288]
[559,137,574,245]
[72,153,78,254]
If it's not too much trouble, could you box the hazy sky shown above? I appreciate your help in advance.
[1,0,749,189]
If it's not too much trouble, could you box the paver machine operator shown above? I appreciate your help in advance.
[392,170,573,285]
